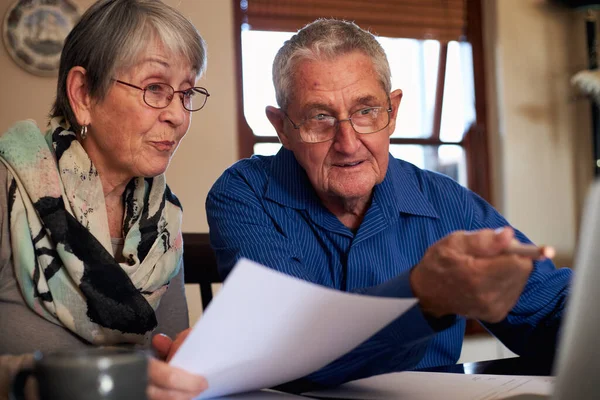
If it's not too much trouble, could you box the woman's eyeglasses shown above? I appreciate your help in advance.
[114,79,210,112]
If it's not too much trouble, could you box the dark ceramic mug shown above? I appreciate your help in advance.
[10,347,148,400]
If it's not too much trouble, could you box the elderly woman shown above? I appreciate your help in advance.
[0,0,208,398]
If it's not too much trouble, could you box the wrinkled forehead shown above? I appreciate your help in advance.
[117,33,198,80]
[289,53,388,109]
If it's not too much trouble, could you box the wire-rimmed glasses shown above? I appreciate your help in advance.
[284,106,393,143]
[114,79,210,112]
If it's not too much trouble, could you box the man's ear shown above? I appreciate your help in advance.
[387,89,403,135]
[66,66,92,128]
[266,106,291,149]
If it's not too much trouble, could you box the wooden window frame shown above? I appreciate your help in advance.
[234,0,490,202]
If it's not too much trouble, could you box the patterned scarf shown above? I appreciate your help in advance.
[0,118,183,345]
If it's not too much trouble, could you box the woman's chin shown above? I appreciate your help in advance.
[138,163,170,178]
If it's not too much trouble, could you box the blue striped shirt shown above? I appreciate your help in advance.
[206,148,572,386]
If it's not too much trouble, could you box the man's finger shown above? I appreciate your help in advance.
[504,239,555,260]
[475,254,534,281]
[460,227,515,258]
[463,256,533,321]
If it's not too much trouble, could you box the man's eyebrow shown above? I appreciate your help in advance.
[301,102,334,113]
[354,94,382,104]
[299,95,383,115]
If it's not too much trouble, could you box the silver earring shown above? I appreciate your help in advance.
[80,125,88,140]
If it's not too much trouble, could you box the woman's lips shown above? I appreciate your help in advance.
[150,141,175,152]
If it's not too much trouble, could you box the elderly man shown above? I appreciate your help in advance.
[206,19,571,385]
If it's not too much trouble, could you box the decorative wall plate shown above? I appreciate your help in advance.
[3,0,80,77]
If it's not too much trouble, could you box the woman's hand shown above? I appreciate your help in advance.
[147,358,207,400]
[148,329,206,400]
[152,329,191,362]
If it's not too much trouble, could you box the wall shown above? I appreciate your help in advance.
[0,0,238,233]
[484,0,593,268]
[0,0,592,261]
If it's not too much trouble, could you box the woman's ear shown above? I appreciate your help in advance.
[266,106,291,148]
[66,66,92,127]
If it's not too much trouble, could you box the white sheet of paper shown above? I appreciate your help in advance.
[170,258,417,399]
[214,389,306,399]
[305,371,554,400]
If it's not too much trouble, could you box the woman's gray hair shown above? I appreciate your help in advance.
[272,19,391,110]
[51,0,207,132]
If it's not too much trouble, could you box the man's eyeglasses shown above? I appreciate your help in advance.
[114,79,210,112]
[284,106,392,143]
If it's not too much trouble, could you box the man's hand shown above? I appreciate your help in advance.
[410,227,534,323]
[148,329,206,400]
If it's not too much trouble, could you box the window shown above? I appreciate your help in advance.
[234,0,490,201]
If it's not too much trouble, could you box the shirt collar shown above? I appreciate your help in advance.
[265,148,439,220]
[376,154,440,220]
[265,148,320,209]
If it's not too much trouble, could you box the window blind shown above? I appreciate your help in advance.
[241,0,466,42]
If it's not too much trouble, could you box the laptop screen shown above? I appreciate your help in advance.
[551,180,600,399]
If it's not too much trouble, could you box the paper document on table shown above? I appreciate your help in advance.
[216,389,307,399]
[170,258,417,399]
[305,371,554,400]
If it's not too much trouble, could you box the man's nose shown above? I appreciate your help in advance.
[332,119,360,153]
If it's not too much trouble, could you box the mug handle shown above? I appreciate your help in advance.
[9,368,33,400]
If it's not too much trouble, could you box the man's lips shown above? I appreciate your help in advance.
[332,160,364,168]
